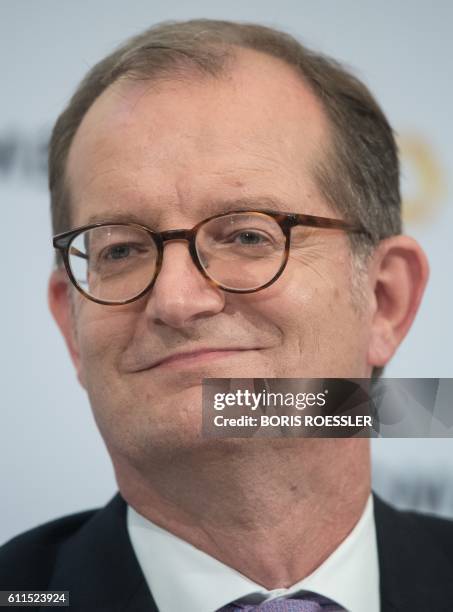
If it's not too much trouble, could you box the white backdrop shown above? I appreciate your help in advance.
[1,0,452,544]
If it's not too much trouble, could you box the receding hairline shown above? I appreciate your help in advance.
[63,44,334,225]
[50,17,399,262]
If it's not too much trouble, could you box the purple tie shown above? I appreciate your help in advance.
[218,593,345,611]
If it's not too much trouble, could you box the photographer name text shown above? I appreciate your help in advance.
[213,414,372,428]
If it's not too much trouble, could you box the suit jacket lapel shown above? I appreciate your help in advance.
[374,492,453,611]
[45,493,158,611]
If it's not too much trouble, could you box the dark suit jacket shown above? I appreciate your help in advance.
[1,492,453,611]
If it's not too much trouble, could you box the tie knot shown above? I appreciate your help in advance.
[220,594,344,611]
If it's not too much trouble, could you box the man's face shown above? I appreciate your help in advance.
[55,50,374,462]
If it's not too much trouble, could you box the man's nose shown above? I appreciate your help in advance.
[145,240,225,328]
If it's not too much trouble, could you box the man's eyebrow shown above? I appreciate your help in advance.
[83,196,290,227]
[85,210,154,225]
[203,196,289,216]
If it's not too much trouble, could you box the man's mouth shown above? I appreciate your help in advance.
[150,348,255,369]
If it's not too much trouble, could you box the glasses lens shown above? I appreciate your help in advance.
[196,212,287,291]
[68,225,158,303]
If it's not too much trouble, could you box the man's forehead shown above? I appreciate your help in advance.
[66,48,331,226]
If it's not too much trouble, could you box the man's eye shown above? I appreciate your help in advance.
[95,243,144,263]
[227,231,273,246]
[236,231,266,245]
[104,244,133,260]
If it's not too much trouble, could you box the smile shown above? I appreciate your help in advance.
[151,348,255,369]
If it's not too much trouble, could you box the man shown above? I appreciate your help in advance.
[1,18,452,612]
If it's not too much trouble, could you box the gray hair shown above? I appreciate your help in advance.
[49,18,401,257]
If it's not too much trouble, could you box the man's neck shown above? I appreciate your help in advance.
[116,438,371,588]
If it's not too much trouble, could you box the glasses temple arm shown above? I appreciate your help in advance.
[69,246,89,260]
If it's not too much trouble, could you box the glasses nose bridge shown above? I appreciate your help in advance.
[160,228,193,244]
[157,228,200,272]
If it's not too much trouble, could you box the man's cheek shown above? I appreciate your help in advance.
[77,364,87,390]
[78,311,132,359]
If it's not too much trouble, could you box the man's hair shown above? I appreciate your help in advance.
[49,18,402,259]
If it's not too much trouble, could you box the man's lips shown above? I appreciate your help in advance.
[137,347,259,371]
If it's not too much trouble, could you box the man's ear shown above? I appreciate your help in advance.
[367,235,429,368]
[48,268,86,389]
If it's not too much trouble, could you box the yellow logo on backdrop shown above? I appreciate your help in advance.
[398,133,447,224]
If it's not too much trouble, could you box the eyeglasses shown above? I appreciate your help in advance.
[53,209,369,305]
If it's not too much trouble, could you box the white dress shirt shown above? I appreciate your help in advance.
[127,494,379,612]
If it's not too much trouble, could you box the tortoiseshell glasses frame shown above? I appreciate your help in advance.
[53,208,371,306]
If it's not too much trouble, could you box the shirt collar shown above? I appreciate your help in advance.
[127,494,379,612]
